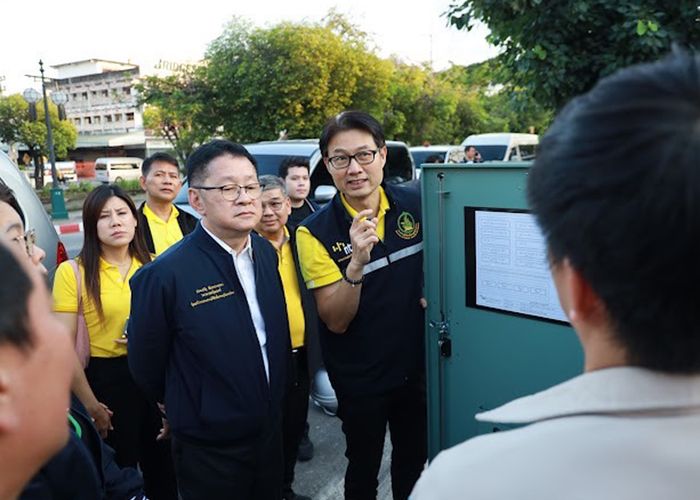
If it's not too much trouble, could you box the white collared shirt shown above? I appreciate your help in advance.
[411,367,700,500]
[201,223,269,382]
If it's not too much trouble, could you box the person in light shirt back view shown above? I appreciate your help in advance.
[411,52,700,500]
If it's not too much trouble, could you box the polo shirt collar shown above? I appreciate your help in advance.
[98,255,139,271]
[477,366,700,425]
[340,186,390,220]
[143,202,179,224]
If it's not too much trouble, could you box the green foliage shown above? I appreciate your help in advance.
[0,94,77,158]
[447,0,700,109]
[137,68,216,164]
[114,179,142,193]
[204,16,394,142]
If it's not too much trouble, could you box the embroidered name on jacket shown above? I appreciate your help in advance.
[190,282,235,307]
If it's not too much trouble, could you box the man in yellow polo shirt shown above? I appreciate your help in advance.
[296,111,426,500]
[255,175,315,500]
[137,153,197,256]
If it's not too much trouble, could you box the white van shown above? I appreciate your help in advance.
[95,157,143,184]
[461,133,539,162]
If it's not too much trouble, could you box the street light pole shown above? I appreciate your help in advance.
[39,60,68,219]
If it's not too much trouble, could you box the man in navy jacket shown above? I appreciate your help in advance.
[129,140,290,500]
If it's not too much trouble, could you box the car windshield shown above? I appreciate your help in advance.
[472,145,507,161]
[411,150,445,167]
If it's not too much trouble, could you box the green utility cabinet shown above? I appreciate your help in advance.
[421,163,583,459]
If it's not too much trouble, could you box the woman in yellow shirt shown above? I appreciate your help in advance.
[53,185,177,499]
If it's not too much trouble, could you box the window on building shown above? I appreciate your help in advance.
[85,117,92,125]
[93,116,101,124]
[105,115,113,123]
[114,113,122,122]
[126,112,135,121]
[71,93,78,100]
[81,92,88,100]
[102,90,109,97]
[123,86,131,95]
[91,91,97,97]
[74,118,81,126]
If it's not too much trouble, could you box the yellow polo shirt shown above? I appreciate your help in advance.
[53,256,143,358]
[296,187,389,289]
[277,228,305,348]
[143,203,184,256]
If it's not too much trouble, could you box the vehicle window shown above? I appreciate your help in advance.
[508,147,520,161]
[310,158,332,194]
[95,163,107,170]
[474,145,507,161]
[519,144,538,161]
[385,146,413,184]
[111,163,140,170]
[410,150,445,167]
[249,154,297,176]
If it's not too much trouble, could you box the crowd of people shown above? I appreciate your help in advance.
[1,51,699,500]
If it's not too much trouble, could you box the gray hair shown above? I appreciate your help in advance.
[258,175,288,196]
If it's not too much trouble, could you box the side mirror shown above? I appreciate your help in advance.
[314,185,337,202]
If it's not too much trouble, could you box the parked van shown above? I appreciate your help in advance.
[95,157,143,184]
[461,133,539,162]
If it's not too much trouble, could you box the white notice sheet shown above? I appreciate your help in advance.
[474,210,568,323]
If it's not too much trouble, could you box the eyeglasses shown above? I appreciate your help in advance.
[10,228,36,257]
[327,150,379,170]
[192,183,262,201]
[261,200,286,212]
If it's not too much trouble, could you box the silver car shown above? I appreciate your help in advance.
[0,151,67,278]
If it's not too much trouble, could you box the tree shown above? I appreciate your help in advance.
[204,16,394,142]
[447,1,700,109]
[137,68,216,164]
[0,94,77,188]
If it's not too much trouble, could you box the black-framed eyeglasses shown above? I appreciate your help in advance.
[192,183,262,201]
[327,150,379,170]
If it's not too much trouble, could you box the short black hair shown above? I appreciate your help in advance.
[319,111,386,158]
[0,180,26,227]
[464,145,476,152]
[278,156,310,178]
[0,243,33,350]
[527,52,700,373]
[142,152,179,176]
[186,140,258,186]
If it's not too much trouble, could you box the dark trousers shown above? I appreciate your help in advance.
[338,379,427,500]
[85,356,178,500]
[171,424,283,500]
[283,347,311,497]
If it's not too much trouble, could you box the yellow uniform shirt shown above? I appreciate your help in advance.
[296,187,390,289]
[53,256,143,358]
[143,203,184,256]
[277,228,305,348]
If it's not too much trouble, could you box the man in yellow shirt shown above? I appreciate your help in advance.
[296,111,426,500]
[255,175,316,500]
[137,153,197,256]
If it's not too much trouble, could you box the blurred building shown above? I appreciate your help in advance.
[51,59,171,161]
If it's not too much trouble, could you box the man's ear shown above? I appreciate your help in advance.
[552,258,605,327]
[139,175,147,192]
[0,361,20,435]
[188,188,206,217]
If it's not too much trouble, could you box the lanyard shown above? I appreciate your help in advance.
[67,413,82,439]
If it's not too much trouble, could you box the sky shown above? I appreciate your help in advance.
[1,0,498,95]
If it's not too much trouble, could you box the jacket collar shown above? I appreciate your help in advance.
[478,366,700,424]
